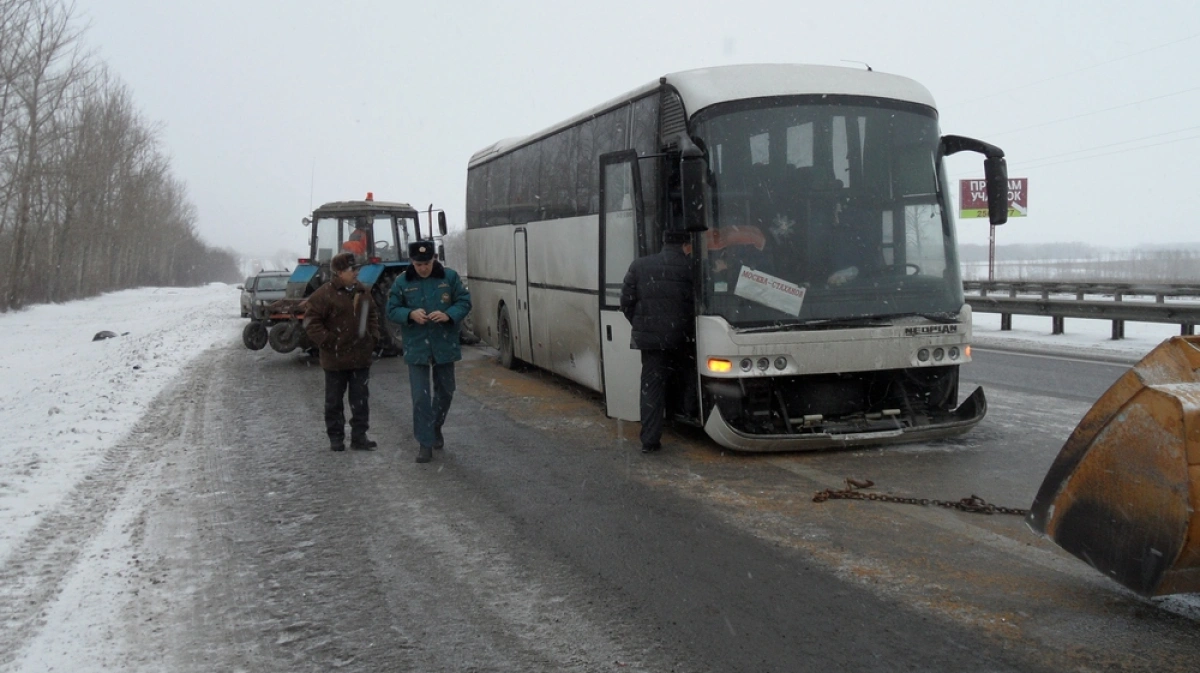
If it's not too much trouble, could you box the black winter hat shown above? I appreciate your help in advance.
[663,230,691,245]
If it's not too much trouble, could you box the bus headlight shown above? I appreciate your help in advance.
[917,348,930,362]
[708,358,733,373]
[949,347,960,360]
[740,358,753,372]
[774,356,787,370]
[756,357,769,371]
[933,347,945,361]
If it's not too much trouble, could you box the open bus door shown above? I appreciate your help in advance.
[599,153,642,421]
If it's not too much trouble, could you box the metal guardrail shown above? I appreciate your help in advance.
[963,281,1200,339]
[963,280,1200,301]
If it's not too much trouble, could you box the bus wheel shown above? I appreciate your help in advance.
[498,305,517,369]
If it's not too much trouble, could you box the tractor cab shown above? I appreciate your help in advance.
[241,192,448,357]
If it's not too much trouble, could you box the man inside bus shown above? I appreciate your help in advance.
[620,229,696,453]
[825,198,882,285]
[706,225,767,292]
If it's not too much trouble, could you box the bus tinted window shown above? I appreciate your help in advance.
[510,144,540,224]
[575,121,595,215]
[466,164,486,229]
[486,154,511,226]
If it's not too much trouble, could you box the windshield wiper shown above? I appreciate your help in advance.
[735,317,893,333]
[882,311,961,324]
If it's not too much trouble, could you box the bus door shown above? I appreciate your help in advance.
[599,152,642,421]
[513,228,531,363]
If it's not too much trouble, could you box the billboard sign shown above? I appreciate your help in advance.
[959,178,1028,219]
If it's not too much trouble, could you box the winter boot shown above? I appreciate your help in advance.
[330,438,346,452]
[416,445,433,463]
[350,435,377,451]
[433,426,444,450]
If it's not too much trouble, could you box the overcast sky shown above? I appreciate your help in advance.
[71,0,1200,258]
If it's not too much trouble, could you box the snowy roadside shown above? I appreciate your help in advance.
[971,310,1186,364]
[0,284,242,565]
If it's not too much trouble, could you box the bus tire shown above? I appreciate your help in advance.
[498,304,517,369]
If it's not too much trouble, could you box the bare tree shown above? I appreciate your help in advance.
[1,0,87,309]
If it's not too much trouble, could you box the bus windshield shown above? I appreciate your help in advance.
[692,96,964,327]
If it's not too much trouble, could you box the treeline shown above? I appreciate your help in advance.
[959,243,1200,283]
[0,0,237,313]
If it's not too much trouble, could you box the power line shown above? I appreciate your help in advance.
[1019,134,1200,170]
[960,32,1200,105]
[986,85,1200,137]
[1019,125,1200,163]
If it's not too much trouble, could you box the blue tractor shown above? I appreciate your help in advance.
[241,193,447,356]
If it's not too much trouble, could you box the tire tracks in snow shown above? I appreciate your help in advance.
[0,358,199,670]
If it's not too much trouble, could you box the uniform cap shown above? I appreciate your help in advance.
[409,241,435,262]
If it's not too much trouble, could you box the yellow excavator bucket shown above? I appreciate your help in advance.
[1027,335,1200,596]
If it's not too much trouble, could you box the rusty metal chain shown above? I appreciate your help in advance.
[813,478,1029,516]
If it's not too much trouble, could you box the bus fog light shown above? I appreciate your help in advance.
[756,357,769,371]
[740,358,753,372]
[949,347,960,360]
[934,347,945,361]
[774,357,787,370]
[708,358,733,373]
[917,348,930,362]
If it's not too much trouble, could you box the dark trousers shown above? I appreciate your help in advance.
[324,367,370,441]
[408,361,456,448]
[639,348,692,447]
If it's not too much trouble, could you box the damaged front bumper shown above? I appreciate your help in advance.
[702,386,987,452]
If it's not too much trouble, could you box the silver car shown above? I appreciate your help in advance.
[239,270,292,318]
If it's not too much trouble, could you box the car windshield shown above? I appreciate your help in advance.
[691,96,964,327]
[256,275,289,291]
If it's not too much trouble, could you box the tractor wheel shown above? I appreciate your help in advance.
[498,304,517,369]
[242,321,268,350]
[460,314,482,345]
[372,272,404,358]
[269,322,302,353]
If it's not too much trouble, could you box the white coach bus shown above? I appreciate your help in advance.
[465,64,1009,451]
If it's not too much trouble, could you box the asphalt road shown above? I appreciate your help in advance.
[5,337,1198,672]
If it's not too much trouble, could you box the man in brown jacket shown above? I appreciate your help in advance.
[304,252,381,451]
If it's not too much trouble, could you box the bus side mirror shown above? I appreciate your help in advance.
[680,154,709,232]
[437,211,448,236]
[984,156,1009,225]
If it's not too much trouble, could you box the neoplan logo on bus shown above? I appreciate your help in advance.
[905,325,958,336]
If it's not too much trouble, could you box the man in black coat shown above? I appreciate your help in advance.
[620,229,696,453]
